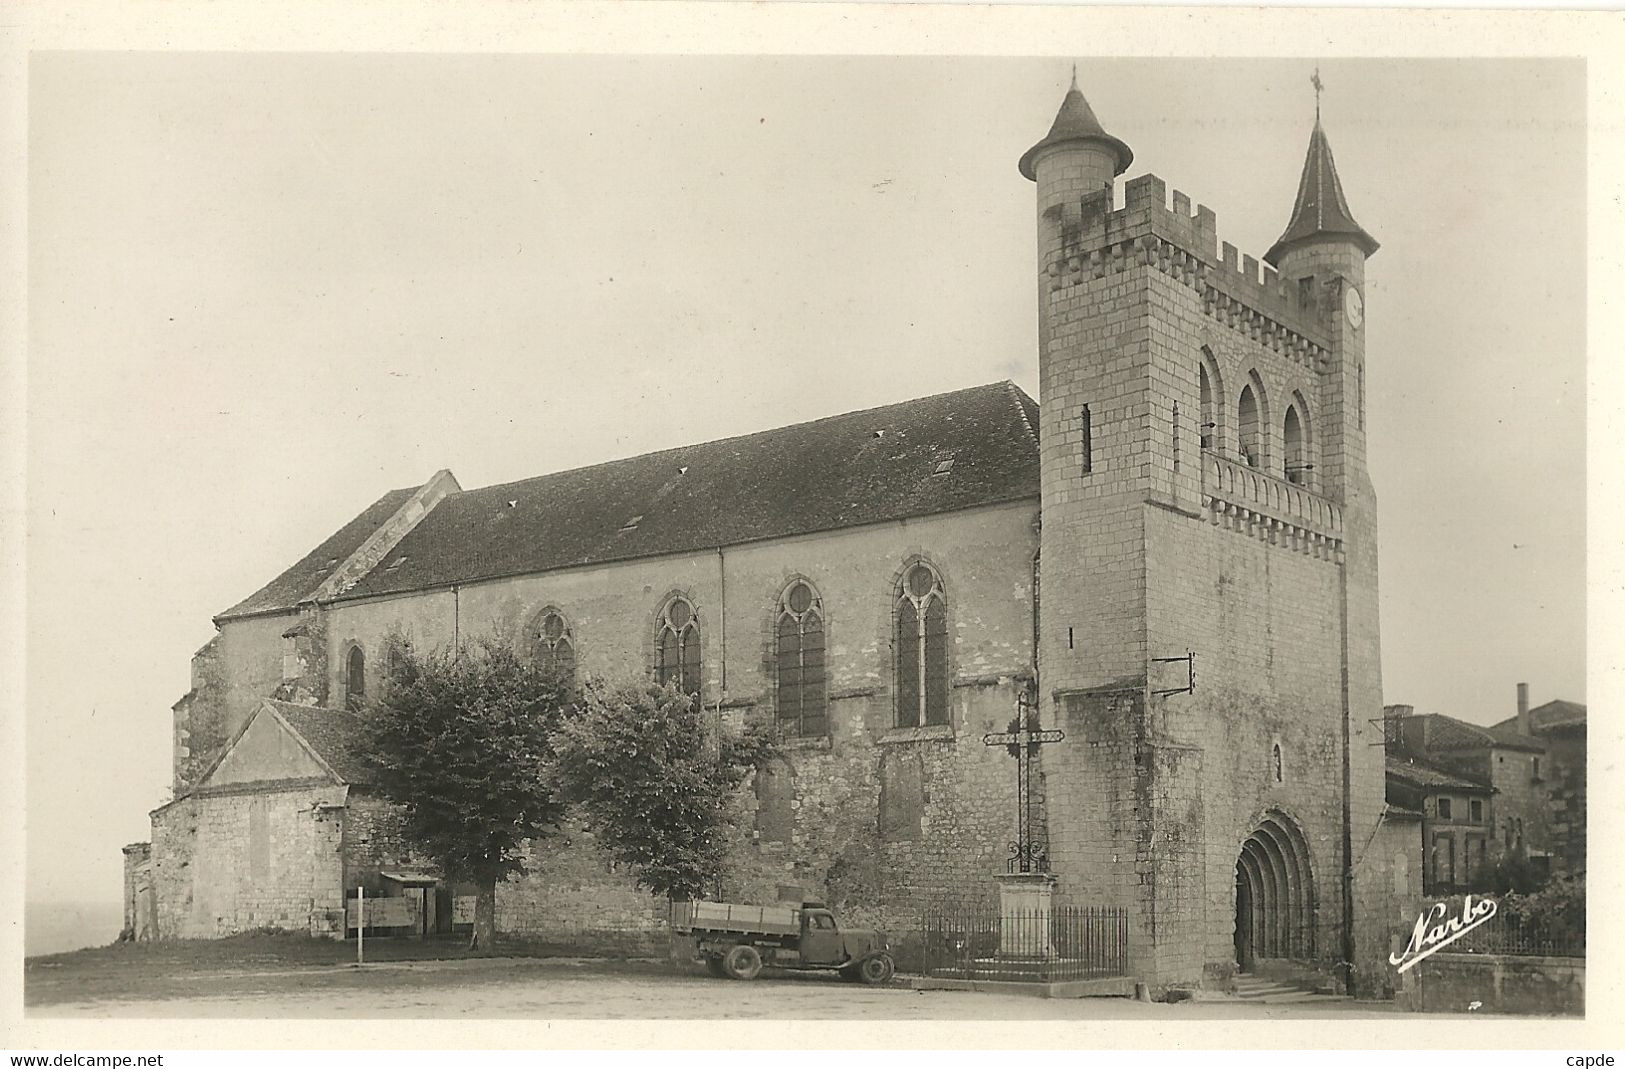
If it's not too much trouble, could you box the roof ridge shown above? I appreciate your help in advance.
[456,380,1021,497]
[1003,379,1039,448]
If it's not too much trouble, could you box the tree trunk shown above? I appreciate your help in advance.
[470,877,498,952]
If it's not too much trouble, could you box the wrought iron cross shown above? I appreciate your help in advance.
[983,690,1064,873]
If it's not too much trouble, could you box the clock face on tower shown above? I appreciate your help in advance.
[1344,285,1365,330]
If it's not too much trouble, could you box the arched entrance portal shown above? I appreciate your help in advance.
[1233,812,1316,972]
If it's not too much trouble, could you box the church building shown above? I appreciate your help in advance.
[133,73,1417,997]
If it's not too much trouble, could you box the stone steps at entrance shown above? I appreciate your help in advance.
[1231,974,1347,1005]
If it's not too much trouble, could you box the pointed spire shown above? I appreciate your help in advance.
[1264,117,1379,266]
[1018,71,1133,182]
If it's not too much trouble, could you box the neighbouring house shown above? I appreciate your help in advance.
[1491,686,1586,876]
[1384,682,1585,883]
[1383,756,1496,894]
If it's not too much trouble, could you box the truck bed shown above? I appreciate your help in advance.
[671,899,801,936]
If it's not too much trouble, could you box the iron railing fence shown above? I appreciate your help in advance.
[919,905,1128,982]
[1450,915,1585,958]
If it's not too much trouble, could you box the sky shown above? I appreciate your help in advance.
[21,55,1586,905]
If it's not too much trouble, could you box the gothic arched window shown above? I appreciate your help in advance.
[895,562,949,729]
[655,595,702,709]
[776,580,827,738]
[1238,383,1263,468]
[534,608,576,683]
[1283,405,1305,481]
[346,645,366,710]
[1200,365,1214,449]
[1198,346,1225,451]
[1272,742,1284,783]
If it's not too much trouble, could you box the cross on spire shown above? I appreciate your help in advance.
[1311,66,1324,123]
[1070,63,1078,92]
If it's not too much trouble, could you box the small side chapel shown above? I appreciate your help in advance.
[129,71,1419,996]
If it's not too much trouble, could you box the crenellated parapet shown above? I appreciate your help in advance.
[1201,450,1343,561]
[1043,173,1332,374]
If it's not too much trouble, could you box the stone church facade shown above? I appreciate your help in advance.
[131,75,1416,996]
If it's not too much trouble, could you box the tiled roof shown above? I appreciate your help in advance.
[1409,712,1546,754]
[1385,756,1492,793]
[267,700,375,786]
[218,487,418,620]
[1265,121,1379,266]
[1491,699,1587,735]
[1483,723,1549,752]
[336,381,1041,601]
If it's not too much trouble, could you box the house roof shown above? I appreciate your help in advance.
[264,700,375,786]
[332,381,1041,602]
[1264,120,1379,266]
[219,487,418,620]
[1491,699,1587,736]
[1385,756,1493,794]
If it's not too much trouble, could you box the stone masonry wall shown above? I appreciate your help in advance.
[172,635,226,792]
[342,791,426,895]
[150,783,345,939]
[172,612,303,795]
[1028,167,1387,993]
[120,842,154,941]
[1546,727,1586,874]
[315,502,1042,939]
[1141,255,1352,990]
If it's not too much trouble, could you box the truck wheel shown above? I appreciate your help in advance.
[704,954,729,978]
[722,944,763,981]
[858,953,895,985]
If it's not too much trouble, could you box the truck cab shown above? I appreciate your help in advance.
[799,906,843,965]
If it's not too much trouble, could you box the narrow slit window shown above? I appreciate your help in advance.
[1172,402,1181,470]
[1081,405,1093,474]
[346,646,366,710]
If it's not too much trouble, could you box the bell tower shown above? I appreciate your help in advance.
[1265,109,1388,992]
[1021,68,1394,996]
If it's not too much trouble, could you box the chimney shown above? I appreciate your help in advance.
[1517,682,1531,735]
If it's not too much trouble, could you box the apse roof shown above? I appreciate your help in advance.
[218,488,417,621]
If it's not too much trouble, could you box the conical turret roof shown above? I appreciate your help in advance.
[1018,74,1133,181]
[1264,120,1379,265]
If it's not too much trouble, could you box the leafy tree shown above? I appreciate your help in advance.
[1476,853,1549,896]
[357,631,573,949]
[1500,871,1585,950]
[550,677,775,900]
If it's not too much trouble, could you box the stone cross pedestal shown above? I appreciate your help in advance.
[997,871,1059,958]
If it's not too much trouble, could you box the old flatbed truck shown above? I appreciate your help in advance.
[671,898,895,984]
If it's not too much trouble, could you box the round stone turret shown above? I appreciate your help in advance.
[1018,71,1133,188]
